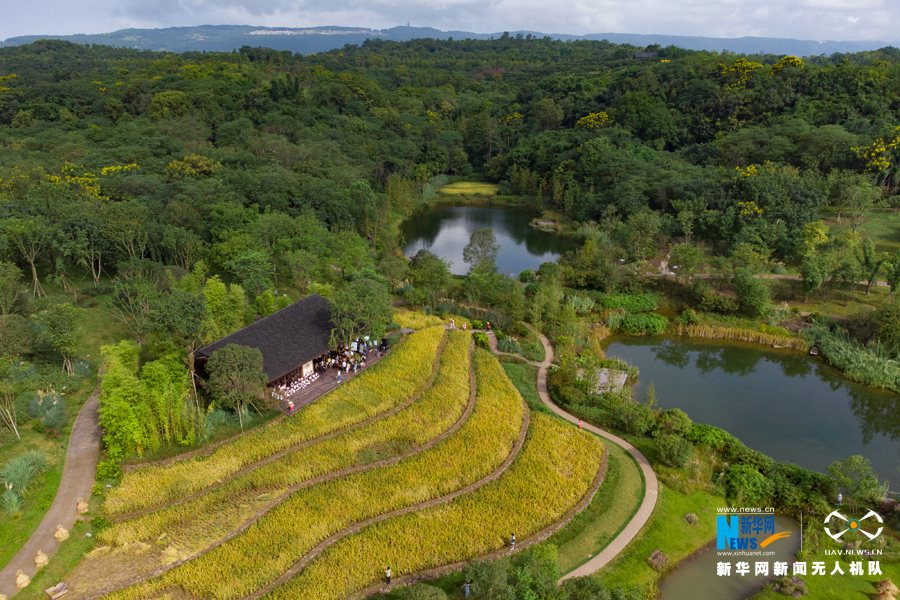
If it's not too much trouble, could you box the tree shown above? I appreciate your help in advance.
[827,455,887,503]
[0,262,25,315]
[32,303,83,375]
[884,251,900,301]
[732,268,770,317]
[463,228,499,273]
[846,182,881,233]
[151,290,208,409]
[409,249,451,309]
[206,344,266,430]
[112,280,159,344]
[532,98,563,131]
[329,277,393,346]
[856,237,886,295]
[202,276,246,341]
[226,250,275,296]
[3,217,55,298]
[668,243,701,283]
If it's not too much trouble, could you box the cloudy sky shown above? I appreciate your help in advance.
[1,0,897,43]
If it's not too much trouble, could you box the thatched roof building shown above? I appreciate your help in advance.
[196,294,334,385]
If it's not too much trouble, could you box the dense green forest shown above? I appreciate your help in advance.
[2,36,900,456]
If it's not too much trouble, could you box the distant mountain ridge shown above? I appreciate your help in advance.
[0,24,894,57]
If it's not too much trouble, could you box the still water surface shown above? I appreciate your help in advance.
[659,515,800,600]
[400,205,577,276]
[603,336,899,485]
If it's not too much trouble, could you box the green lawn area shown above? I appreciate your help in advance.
[438,182,500,196]
[768,277,894,318]
[821,206,900,256]
[499,360,547,413]
[550,439,645,574]
[595,485,727,589]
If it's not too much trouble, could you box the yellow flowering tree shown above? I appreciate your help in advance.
[575,111,613,130]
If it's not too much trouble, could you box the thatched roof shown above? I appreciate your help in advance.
[196,294,334,384]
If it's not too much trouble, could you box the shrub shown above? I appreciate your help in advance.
[2,488,21,515]
[620,313,667,335]
[518,270,536,283]
[678,309,698,325]
[96,461,122,480]
[614,400,656,435]
[1,451,49,495]
[402,584,447,600]
[656,408,692,438]
[699,291,739,314]
[723,464,774,505]
[656,434,693,468]
[498,338,522,354]
[473,332,490,349]
[595,293,659,313]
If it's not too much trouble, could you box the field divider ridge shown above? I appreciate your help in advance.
[82,335,477,600]
[107,330,448,522]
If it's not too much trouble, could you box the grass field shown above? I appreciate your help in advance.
[438,182,500,196]
[596,485,726,589]
[821,207,900,256]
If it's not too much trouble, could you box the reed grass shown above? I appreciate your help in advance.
[667,323,807,350]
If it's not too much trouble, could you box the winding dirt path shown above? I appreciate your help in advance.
[0,376,102,599]
[525,326,660,580]
[110,332,443,522]
[81,338,480,600]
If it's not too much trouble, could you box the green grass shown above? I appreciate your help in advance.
[596,485,727,589]
[0,373,97,569]
[77,298,130,360]
[821,206,900,256]
[550,440,645,574]
[438,182,500,196]
[15,517,100,600]
[769,278,894,318]
[499,360,547,414]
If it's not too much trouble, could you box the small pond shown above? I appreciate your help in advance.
[603,336,900,485]
[659,515,800,600]
[400,205,577,276]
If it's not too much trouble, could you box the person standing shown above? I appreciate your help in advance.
[385,566,391,584]
[838,492,843,507]
[486,321,491,331]
[510,532,515,550]
[464,582,470,597]
[450,318,455,329]
[337,371,342,383]
[463,322,467,331]
[578,420,583,428]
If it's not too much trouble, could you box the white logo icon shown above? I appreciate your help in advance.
[824,510,883,542]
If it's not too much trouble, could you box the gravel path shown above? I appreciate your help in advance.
[524,325,660,580]
[0,377,102,598]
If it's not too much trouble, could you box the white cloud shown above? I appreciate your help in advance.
[1,0,898,44]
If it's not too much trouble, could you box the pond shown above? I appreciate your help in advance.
[659,515,800,600]
[603,336,900,486]
[400,205,577,276]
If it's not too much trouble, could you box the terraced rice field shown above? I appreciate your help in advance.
[55,329,605,600]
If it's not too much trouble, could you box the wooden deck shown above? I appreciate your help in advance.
[281,349,390,416]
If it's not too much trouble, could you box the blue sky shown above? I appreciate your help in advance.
[1,0,896,43]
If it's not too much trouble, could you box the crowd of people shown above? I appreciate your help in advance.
[272,371,321,401]
[272,337,386,411]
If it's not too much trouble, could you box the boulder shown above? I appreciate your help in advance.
[15,569,30,589]
[35,549,48,568]
[647,549,669,572]
[876,580,900,595]
[54,525,69,542]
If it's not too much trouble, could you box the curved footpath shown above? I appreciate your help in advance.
[0,376,102,599]
[521,327,659,580]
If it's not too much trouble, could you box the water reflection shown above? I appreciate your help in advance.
[606,336,900,485]
[400,205,577,276]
